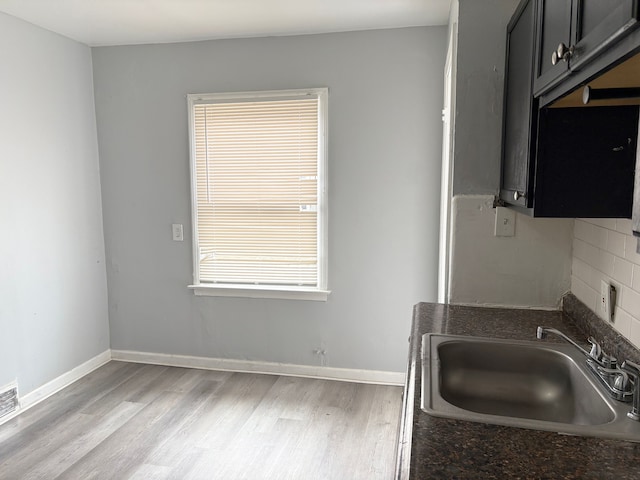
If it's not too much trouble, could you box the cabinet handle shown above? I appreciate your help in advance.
[514,191,526,201]
[551,43,574,65]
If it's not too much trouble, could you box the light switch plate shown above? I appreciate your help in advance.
[494,207,516,237]
[172,224,184,242]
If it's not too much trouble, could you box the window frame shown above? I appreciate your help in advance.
[186,88,329,301]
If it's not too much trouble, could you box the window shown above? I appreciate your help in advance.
[187,88,329,301]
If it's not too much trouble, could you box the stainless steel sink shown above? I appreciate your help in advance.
[422,334,640,442]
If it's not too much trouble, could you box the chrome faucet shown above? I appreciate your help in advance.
[621,360,640,421]
[536,326,632,403]
[535,327,615,367]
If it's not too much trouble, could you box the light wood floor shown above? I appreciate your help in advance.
[0,361,402,480]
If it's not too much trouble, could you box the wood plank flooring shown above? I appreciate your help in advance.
[0,361,402,480]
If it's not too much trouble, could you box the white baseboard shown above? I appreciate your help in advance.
[111,350,405,386]
[0,349,403,428]
[0,350,111,427]
[21,350,112,409]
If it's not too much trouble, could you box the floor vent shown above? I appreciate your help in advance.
[0,385,18,419]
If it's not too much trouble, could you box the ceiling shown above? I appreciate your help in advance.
[0,0,451,47]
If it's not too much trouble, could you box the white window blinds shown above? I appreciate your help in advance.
[188,89,327,290]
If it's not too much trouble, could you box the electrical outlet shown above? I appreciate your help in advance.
[600,280,617,322]
[600,280,610,320]
[313,347,327,366]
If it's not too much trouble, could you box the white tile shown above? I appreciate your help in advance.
[616,218,633,235]
[621,285,640,319]
[612,257,633,287]
[571,276,598,312]
[606,230,626,257]
[574,220,592,243]
[574,239,600,268]
[588,218,617,231]
[572,238,589,263]
[633,265,640,292]
[628,319,640,350]
[586,243,600,266]
[624,235,640,266]
[611,307,632,338]
[598,250,614,277]
[616,283,626,311]
[589,266,606,292]
[571,257,594,288]
[578,218,597,226]
[592,225,608,249]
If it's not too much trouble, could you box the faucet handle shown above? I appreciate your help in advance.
[596,365,629,392]
[621,359,640,376]
[587,337,618,367]
[587,337,603,360]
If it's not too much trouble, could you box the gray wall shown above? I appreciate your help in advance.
[446,0,574,309]
[452,0,519,196]
[0,13,110,394]
[93,27,446,373]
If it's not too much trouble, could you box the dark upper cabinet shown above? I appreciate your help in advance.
[572,0,640,68]
[533,106,638,217]
[500,0,537,208]
[503,104,639,217]
[501,0,640,217]
[533,0,573,96]
[533,0,639,96]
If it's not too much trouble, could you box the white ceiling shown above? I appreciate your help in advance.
[0,0,451,47]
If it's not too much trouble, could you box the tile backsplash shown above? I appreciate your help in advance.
[571,218,640,349]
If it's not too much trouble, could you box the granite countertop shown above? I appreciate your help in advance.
[396,295,640,480]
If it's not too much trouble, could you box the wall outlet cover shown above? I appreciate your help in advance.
[600,280,611,322]
[172,224,184,242]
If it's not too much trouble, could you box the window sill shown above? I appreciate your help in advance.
[188,284,331,301]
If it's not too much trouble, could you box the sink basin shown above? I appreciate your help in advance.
[422,334,640,442]
[437,339,614,425]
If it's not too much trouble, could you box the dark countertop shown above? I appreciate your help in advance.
[397,297,640,480]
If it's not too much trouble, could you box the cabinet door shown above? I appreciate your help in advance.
[533,0,573,96]
[501,0,537,208]
[534,106,638,218]
[570,0,640,71]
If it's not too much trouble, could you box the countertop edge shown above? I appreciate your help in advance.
[398,299,640,480]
